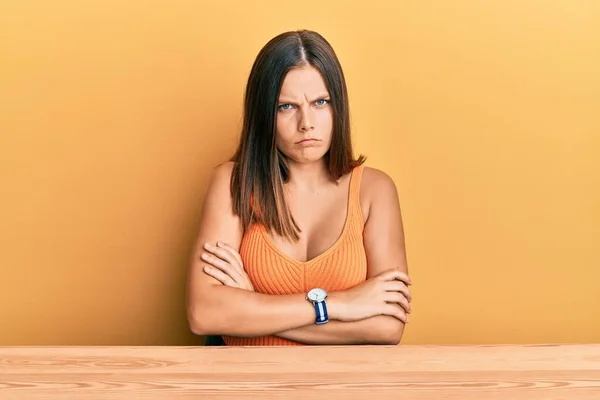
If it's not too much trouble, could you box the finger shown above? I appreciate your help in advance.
[203,265,237,287]
[383,304,408,323]
[216,242,244,270]
[201,252,242,282]
[217,242,244,269]
[385,292,411,314]
[203,243,243,273]
[377,268,410,283]
[384,281,412,302]
[377,269,412,286]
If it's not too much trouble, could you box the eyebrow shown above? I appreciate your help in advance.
[278,93,331,104]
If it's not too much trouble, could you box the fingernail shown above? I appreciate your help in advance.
[204,243,212,249]
[201,253,208,260]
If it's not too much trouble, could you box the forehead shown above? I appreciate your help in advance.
[279,66,329,98]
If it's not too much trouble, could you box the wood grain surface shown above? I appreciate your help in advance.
[0,344,599,399]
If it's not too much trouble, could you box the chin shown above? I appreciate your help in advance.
[293,152,329,164]
[298,158,325,164]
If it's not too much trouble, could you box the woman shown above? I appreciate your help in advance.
[186,30,412,346]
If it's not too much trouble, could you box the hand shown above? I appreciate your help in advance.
[201,241,255,291]
[329,268,412,323]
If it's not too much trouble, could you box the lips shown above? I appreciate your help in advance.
[296,138,319,144]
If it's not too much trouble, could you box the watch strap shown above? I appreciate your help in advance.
[313,300,328,324]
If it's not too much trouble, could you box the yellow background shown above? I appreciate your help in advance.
[1,1,598,345]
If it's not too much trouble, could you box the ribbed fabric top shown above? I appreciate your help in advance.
[223,165,368,346]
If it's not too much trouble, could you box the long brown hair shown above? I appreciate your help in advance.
[230,30,365,241]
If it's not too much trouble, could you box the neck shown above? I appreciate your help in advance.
[285,159,331,192]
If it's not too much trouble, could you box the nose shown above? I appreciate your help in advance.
[298,106,314,132]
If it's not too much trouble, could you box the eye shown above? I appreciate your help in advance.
[277,104,294,111]
[315,99,330,106]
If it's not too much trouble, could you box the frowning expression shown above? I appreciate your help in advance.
[275,65,333,164]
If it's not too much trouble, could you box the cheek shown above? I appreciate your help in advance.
[275,114,284,133]
[275,116,293,147]
[317,109,334,137]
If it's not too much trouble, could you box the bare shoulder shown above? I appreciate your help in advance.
[203,161,235,203]
[198,160,240,237]
[362,166,397,189]
[210,161,235,188]
[216,160,235,173]
[360,166,400,206]
[360,166,407,281]
[189,160,242,281]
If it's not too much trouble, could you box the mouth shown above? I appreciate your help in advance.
[296,138,320,144]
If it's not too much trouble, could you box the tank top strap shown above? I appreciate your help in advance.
[347,164,365,222]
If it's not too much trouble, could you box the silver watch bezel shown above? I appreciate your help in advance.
[306,287,327,303]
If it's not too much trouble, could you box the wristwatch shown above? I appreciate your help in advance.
[306,288,329,325]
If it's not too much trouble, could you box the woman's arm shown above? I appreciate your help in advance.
[186,163,409,338]
[274,316,405,345]
[186,162,317,337]
[274,168,411,345]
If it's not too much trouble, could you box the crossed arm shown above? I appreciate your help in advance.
[186,162,411,345]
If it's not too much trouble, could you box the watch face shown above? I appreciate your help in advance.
[307,288,327,302]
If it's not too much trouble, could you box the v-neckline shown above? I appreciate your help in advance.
[258,168,356,266]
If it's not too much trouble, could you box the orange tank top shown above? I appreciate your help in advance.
[223,165,368,346]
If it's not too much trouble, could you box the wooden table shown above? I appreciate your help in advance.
[1,344,599,399]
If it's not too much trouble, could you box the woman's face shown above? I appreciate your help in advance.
[275,65,333,165]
